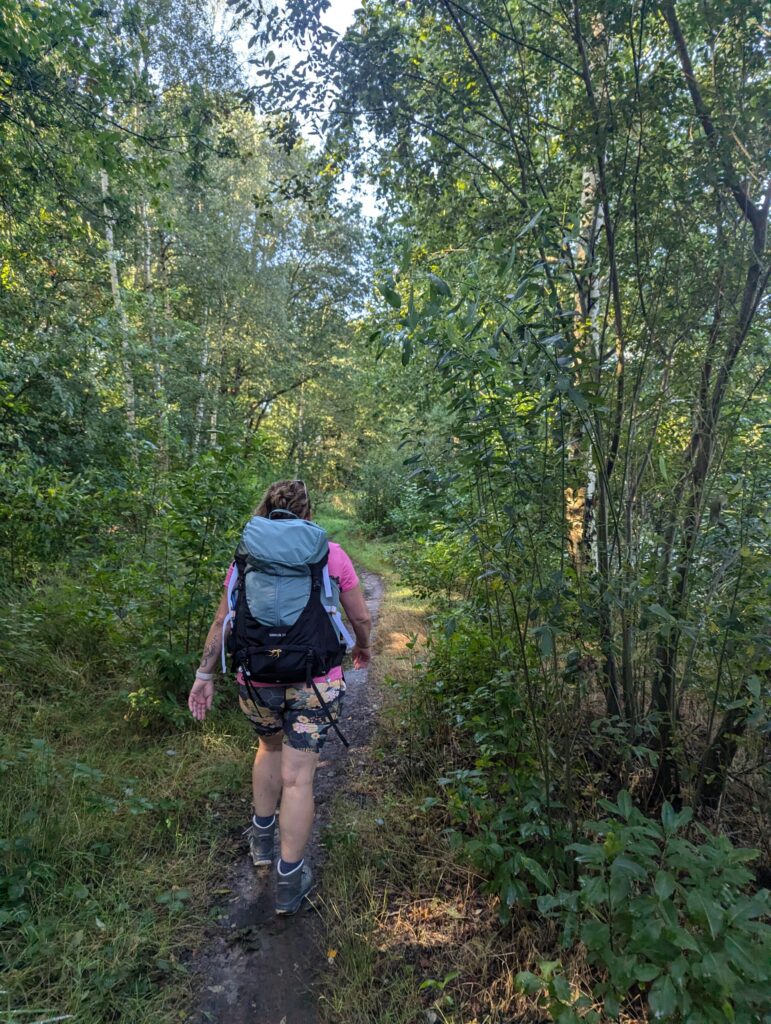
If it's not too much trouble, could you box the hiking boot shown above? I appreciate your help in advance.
[275,862,314,915]
[245,819,275,867]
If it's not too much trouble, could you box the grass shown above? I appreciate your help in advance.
[0,604,256,1024]
[313,576,537,1024]
[317,576,443,1023]
[0,495,389,1022]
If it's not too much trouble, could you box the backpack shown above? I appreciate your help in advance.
[222,511,354,743]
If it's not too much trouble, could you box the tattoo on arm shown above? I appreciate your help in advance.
[200,633,220,670]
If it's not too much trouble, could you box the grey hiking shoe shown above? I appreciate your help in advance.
[275,862,314,915]
[245,818,275,867]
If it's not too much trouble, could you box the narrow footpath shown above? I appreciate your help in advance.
[189,571,384,1024]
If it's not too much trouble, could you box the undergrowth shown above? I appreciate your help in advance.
[318,574,771,1024]
[0,659,253,1023]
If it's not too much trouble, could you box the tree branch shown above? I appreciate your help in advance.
[661,0,764,235]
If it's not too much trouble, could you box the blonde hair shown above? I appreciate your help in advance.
[255,479,311,520]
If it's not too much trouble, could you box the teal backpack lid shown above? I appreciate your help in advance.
[236,515,331,628]
[238,516,328,574]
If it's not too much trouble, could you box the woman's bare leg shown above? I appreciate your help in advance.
[252,733,283,817]
[278,746,319,862]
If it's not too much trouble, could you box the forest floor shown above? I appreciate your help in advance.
[188,571,385,1024]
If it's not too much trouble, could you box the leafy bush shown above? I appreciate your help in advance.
[0,448,271,727]
[442,762,567,918]
[522,793,771,1024]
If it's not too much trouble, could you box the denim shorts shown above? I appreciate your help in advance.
[237,677,345,753]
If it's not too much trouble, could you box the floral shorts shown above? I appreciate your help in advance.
[237,677,345,753]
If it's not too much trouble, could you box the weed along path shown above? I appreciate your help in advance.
[189,571,384,1024]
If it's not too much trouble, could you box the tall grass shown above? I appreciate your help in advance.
[0,573,255,1022]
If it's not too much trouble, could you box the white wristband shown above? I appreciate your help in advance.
[195,670,214,681]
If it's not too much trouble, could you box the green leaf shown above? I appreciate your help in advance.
[686,890,724,940]
[611,855,648,881]
[635,963,661,983]
[661,801,677,833]
[674,806,693,830]
[648,975,677,1018]
[581,919,610,951]
[377,283,402,309]
[539,959,560,981]
[604,993,621,1018]
[723,936,758,977]
[521,855,550,890]
[552,973,571,1002]
[516,208,543,238]
[426,272,452,297]
[536,625,554,657]
[515,970,543,995]
[654,871,676,900]
[669,956,689,988]
[671,927,701,953]
[567,385,589,410]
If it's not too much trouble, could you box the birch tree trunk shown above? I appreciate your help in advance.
[567,166,604,572]
[571,5,627,721]
[295,380,305,475]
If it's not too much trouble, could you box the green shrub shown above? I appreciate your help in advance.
[525,793,771,1024]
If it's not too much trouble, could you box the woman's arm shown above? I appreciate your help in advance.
[188,592,230,722]
[340,585,372,669]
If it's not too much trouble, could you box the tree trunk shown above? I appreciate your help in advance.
[194,319,210,453]
[648,1,770,801]
[139,198,163,402]
[695,704,748,810]
[567,167,603,573]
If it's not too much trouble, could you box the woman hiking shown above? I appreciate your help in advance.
[187,479,372,914]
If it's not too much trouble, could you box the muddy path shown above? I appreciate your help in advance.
[188,571,384,1024]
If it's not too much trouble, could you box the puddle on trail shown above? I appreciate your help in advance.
[188,572,384,1024]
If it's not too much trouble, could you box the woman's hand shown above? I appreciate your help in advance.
[188,677,214,721]
[352,644,371,670]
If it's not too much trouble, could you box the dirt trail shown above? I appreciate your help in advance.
[188,571,384,1024]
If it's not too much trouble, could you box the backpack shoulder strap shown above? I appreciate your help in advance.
[319,561,355,648]
[222,561,241,672]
